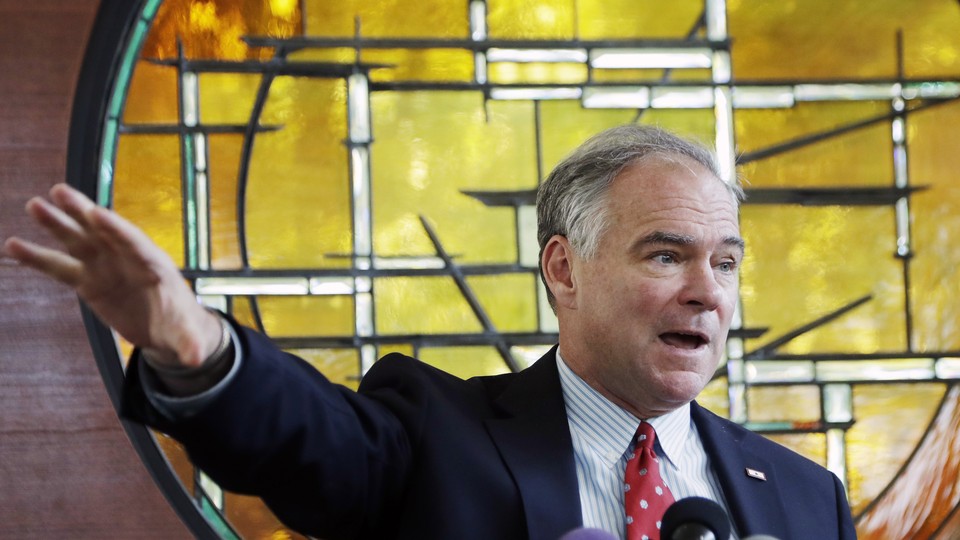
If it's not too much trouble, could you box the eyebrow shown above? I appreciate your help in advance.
[639,231,746,253]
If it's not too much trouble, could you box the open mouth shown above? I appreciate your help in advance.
[659,332,707,350]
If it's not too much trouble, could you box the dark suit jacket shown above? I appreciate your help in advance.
[122,321,857,540]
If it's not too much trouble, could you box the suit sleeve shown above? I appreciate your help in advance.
[121,319,414,539]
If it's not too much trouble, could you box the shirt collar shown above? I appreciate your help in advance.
[556,350,693,471]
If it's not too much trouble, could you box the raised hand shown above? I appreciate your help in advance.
[4,183,221,369]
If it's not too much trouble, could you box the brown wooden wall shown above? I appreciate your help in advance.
[0,1,188,536]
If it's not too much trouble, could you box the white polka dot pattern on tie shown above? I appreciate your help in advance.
[624,422,675,540]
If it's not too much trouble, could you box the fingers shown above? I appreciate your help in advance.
[24,196,92,256]
[3,237,83,285]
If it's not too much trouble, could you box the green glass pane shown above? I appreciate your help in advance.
[375,276,484,335]
[466,273,538,333]
[419,346,512,379]
[246,76,351,269]
[256,296,355,338]
[747,385,820,423]
[113,134,185,267]
[303,0,467,38]
[906,102,960,351]
[740,205,907,354]
[371,91,535,263]
[846,383,945,513]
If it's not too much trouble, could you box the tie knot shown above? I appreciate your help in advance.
[635,421,656,450]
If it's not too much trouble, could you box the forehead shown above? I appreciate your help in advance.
[604,155,740,239]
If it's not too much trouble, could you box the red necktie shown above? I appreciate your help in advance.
[624,422,675,540]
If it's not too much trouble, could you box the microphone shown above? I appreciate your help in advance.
[558,528,617,540]
[661,497,732,540]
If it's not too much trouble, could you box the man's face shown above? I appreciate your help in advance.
[556,156,742,418]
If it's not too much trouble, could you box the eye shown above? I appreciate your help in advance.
[653,253,677,265]
[716,260,738,273]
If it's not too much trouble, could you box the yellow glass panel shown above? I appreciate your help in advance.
[736,102,892,188]
[364,49,475,83]
[255,296,354,337]
[905,102,960,352]
[578,0,703,39]
[488,0,575,39]
[153,433,194,494]
[123,61,179,124]
[590,68,713,83]
[697,378,730,418]
[466,274,538,332]
[199,73,264,125]
[303,0,467,38]
[231,296,261,330]
[375,276,485,335]
[371,91,535,263]
[289,47,357,64]
[419,346,512,379]
[295,348,361,389]
[846,383,946,513]
[728,0,960,80]
[207,134,244,269]
[747,385,820,423]
[740,206,906,355]
[113,134,185,267]
[764,433,826,467]
[246,76,351,269]
[539,101,715,173]
[144,0,300,60]
[487,62,587,85]
[379,344,415,358]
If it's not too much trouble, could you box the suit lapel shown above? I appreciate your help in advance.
[485,350,582,540]
[692,402,790,539]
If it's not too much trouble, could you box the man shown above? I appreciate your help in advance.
[5,125,857,540]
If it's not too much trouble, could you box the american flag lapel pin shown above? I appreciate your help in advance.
[745,467,767,481]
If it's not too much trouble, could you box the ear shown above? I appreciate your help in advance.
[541,235,578,309]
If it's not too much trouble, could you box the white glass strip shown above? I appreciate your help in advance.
[487,48,588,63]
[469,0,487,41]
[581,86,650,109]
[475,52,488,84]
[195,170,210,270]
[746,360,815,383]
[902,81,960,99]
[355,292,373,337]
[935,358,960,379]
[195,277,309,295]
[590,48,712,69]
[651,87,714,108]
[732,86,795,108]
[360,343,377,375]
[816,359,935,381]
[895,197,910,257]
[518,205,539,268]
[826,428,847,487]
[308,277,355,296]
[180,71,198,127]
[198,471,224,509]
[351,146,372,257]
[354,276,372,293]
[347,73,371,143]
[823,384,853,423]
[794,83,899,101]
[705,0,728,40]
[489,87,582,100]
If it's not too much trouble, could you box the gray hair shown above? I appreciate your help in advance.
[536,124,744,309]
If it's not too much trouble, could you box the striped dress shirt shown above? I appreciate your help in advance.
[556,352,738,539]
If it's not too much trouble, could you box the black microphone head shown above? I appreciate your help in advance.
[557,527,618,540]
[661,496,732,540]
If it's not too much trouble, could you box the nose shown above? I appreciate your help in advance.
[678,262,724,311]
